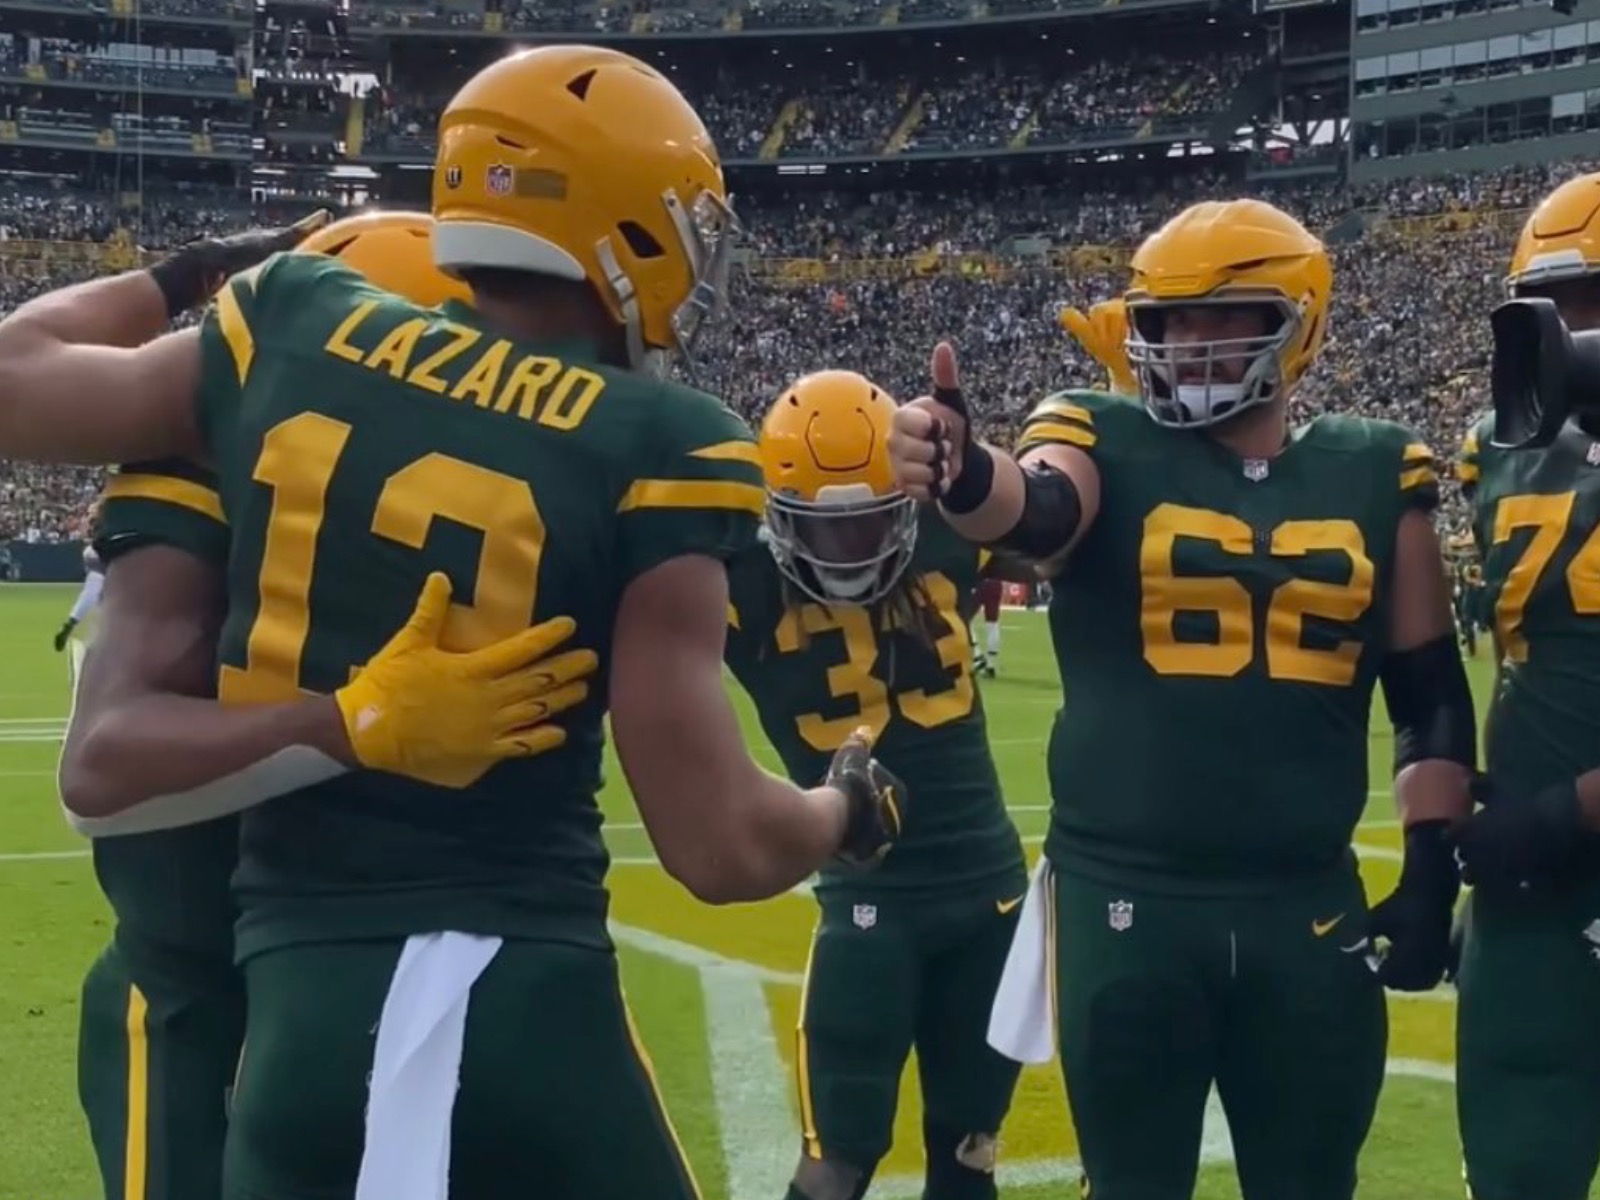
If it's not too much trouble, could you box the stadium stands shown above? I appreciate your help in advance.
[0,0,1582,551]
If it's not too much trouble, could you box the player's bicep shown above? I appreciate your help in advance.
[1015,441,1101,569]
[610,555,760,879]
[0,329,204,465]
[1388,507,1456,652]
[67,545,224,721]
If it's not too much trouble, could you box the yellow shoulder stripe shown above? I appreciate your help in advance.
[1020,420,1096,449]
[214,280,255,386]
[102,473,226,523]
[689,440,763,467]
[617,479,767,516]
[1399,465,1439,492]
[1030,400,1095,427]
[1401,442,1434,465]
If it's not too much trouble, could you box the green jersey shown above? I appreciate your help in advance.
[1467,411,1600,794]
[724,510,1023,894]
[196,252,763,960]
[1023,391,1440,891]
[90,458,237,965]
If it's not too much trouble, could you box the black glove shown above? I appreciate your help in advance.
[52,618,75,652]
[1368,820,1460,991]
[825,726,907,868]
[147,209,331,319]
[1452,776,1584,894]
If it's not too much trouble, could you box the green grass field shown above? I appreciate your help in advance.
[0,582,1579,1200]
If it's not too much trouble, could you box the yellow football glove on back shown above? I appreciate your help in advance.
[335,572,597,788]
[1060,298,1138,396]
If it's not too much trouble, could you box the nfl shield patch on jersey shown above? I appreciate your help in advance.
[1108,900,1133,932]
[1243,458,1269,482]
[852,904,877,930]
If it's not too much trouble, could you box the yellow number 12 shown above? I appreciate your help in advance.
[218,411,547,704]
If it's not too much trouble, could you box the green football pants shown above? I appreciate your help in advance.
[1457,878,1600,1200]
[797,880,1025,1183]
[223,938,701,1200]
[79,939,246,1200]
[1053,863,1387,1200]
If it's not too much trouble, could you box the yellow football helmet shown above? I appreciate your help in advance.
[759,370,917,606]
[1507,173,1600,295]
[298,211,472,307]
[1124,199,1331,428]
[431,44,734,377]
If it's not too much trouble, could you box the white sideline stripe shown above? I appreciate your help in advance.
[612,921,804,987]
[603,802,1401,836]
[702,965,795,1197]
[0,849,85,862]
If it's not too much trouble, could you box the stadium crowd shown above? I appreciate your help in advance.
[0,156,1586,544]
[358,43,1263,160]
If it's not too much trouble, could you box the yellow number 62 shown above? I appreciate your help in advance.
[1138,503,1374,687]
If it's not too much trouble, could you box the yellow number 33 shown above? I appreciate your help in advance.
[1139,503,1374,687]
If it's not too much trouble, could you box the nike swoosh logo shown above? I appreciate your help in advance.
[997,895,1024,915]
[1312,914,1345,937]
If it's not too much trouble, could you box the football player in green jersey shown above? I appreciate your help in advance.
[0,46,906,1198]
[889,199,1476,1200]
[725,370,1025,1200]
[1453,173,1600,1200]
[61,212,597,1200]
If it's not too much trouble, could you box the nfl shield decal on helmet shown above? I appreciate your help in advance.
[1108,900,1133,932]
[486,163,513,196]
[852,904,877,931]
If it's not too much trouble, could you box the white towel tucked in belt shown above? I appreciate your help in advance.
[987,855,1056,1064]
[355,931,503,1200]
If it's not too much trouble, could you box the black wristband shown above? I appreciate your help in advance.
[147,254,210,321]
[940,439,996,514]
[1400,819,1459,897]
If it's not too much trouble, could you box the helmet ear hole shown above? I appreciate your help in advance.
[567,69,597,100]
[617,222,665,259]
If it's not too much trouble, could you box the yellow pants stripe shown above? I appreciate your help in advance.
[795,926,822,1160]
[621,992,705,1200]
[124,983,150,1200]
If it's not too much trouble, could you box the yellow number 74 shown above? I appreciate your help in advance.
[1490,492,1600,663]
[1139,502,1374,687]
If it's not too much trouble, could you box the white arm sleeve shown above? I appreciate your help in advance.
[58,637,351,838]
[68,570,105,623]
[63,748,348,838]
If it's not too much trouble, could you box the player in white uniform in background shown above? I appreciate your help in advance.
[55,543,104,652]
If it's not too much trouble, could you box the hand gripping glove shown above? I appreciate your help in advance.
[334,572,598,789]
[1453,775,1585,894]
[1368,820,1460,991]
[148,209,332,318]
[825,725,907,868]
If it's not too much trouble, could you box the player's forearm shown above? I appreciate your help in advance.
[60,693,355,819]
[1394,760,1473,827]
[1571,768,1600,832]
[706,774,851,902]
[937,444,1026,543]
[0,269,171,353]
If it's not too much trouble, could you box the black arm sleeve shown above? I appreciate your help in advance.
[1380,633,1477,773]
[991,462,1083,562]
